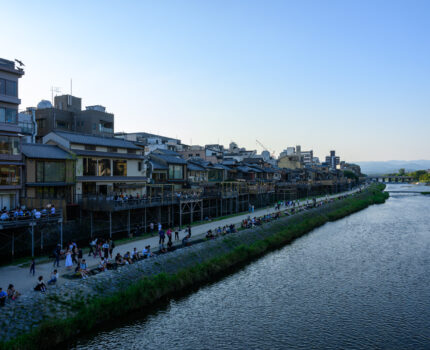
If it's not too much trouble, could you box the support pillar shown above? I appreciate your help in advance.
[179,202,183,227]
[144,207,147,232]
[11,232,14,258]
[90,212,93,238]
[201,201,204,221]
[128,210,131,236]
[30,222,35,257]
[109,212,112,238]
[59,218,63,248]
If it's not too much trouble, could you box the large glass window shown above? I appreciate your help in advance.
[169,165,183,180]
[0,79,17,96]
[113,160,127,176]
[0,136,20,155]
[36,186,68,199]
[83,158,97,176]
[36,161,65,182]
[0,108,17,123]
[5,80,17,97]
[98,159,111,176]
[0,165,20,185]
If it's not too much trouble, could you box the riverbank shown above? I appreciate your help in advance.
[0,184,387,349]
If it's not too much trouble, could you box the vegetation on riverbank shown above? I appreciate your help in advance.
[0,184,387,350]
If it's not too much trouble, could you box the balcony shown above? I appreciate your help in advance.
[99,124,113,134]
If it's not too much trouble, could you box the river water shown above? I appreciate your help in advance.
[73,184,430,350]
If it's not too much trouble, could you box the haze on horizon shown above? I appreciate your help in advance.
[2,0,429,162]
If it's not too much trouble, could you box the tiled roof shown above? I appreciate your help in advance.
[22,143,73,159]
[54,131,141,149]
[187,163,207,171]
[150,160,168,170]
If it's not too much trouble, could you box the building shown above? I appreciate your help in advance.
[21,143,75,217]
[0,58,24,209]
[42,131,147,197]
[18,107,37,143]
[325,150,340,170]
[148,149,188,188]
[35,94,114,141]
[115,132,181,154]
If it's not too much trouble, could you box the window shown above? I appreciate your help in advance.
[0,108,17,123]
[108,147,117,153]
[36,161,66,182]
[169,165,183,180]
[98,159,111,176]
[0,165,20,185]
[83,158,97,176]
[36,119,46,129]
[84,145,96,151]
[0,136,19,155]
[55,120,69,129]
[138,161,142,172]
[36,186,68,199]
[0,79,17,97]
[127,149,136,154]
[5,80,17,97]
[113,160,127,176]
[93,123,97,130]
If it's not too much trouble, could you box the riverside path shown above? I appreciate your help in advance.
[0,187,363,296]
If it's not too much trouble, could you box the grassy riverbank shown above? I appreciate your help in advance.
[1,184,387,350]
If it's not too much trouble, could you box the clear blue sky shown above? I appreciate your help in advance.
[3,0,430,161]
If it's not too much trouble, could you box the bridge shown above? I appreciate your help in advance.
[369,176,414,183]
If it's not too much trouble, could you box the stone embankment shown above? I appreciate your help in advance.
[0,185,387,349]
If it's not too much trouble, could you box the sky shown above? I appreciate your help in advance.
[2,0,430,162]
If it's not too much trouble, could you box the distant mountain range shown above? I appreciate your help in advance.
[355,160,430,175]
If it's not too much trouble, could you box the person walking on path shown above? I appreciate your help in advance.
[187,225,192,237]
[174,227,179,241]
[29,258,35,276]
[159,230,165,245]
[88,239,96,257]
[102,241,109,260]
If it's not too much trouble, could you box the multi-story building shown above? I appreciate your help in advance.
[0,58,24,209]
[325,150,340,170]
[35,94,114,141]
[43,131,147,197]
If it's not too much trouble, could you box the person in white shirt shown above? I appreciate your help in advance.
[51,205,56,215]
[35,210,41,219]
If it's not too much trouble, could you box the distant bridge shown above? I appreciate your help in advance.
[369,176,414,183]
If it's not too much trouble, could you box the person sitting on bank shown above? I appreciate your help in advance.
[131,248,140,261]
[0,287,7,306]
[167,240,173,251]
[34,276,47,293]
[47,270,59,285]
[123,251,133,264]
[142,245,153,258]
[182,234,190,247]
[98,258,107,272]
[7,284,20,300]
[80,260,89,278]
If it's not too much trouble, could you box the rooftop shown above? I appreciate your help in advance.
[21,143,73,160]
[52,131,141,149]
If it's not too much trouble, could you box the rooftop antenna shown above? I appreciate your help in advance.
[70,79,73,95]
[50,86,61,105]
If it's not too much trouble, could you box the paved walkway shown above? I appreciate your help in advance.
[0,187,362,295]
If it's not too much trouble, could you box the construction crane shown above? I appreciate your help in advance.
[256,139,275,158]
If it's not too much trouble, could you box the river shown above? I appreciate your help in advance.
[72,184,430,350]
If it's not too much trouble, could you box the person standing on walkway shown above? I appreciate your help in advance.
[187,225,192,237]
[53,244,61,267]
[174,227,179,241]
[102,240,109,260]
[150,222,154,232]
[65,250,73,270]
[159,229,165,245]
[29,258,35,276]
[109,239,114,259]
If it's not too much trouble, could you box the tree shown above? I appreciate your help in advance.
[419,173,430,182]
[398,168,405,175]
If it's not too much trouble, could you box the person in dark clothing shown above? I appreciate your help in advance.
[29,258,35,276]
[159,230,165,244]
[53,244,61,267]
[187,225,191,237]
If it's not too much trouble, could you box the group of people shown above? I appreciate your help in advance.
[0,204,57,221]
[205,224,237,239]
[0,285,20,306]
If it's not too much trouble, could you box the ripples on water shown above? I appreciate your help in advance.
[73,185,430,350]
